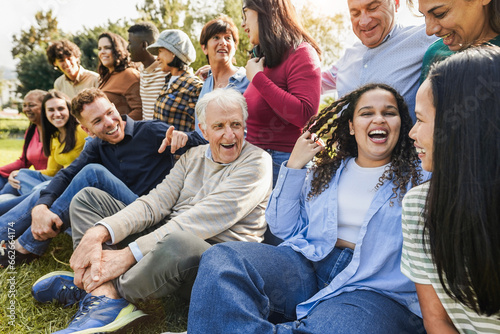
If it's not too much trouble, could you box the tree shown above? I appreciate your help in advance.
[16,50,60,95]
[297,1,346,68]
[12,10,63,95]
[12,10,62,58]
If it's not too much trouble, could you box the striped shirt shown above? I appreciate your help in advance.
[153,71,202,132]
[140,61,166,120]
[401,183,500,333]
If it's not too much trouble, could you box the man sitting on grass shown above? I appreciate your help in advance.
[0,88,205,268]
[31,88,273,333]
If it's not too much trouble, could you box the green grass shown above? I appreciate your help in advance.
[0,139,189,333]
[0,139,25,165]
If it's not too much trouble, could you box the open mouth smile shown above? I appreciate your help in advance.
[368,129,388,143]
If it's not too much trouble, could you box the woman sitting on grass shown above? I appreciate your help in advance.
[0,90,87,266]
[187,83,428,333]
[0,90,48,198]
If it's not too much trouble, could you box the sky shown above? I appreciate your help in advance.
[0,0,423,71]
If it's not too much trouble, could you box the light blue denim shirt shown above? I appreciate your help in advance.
[194,67,249,135]
[266,158,427,319]
[321,23,437,122]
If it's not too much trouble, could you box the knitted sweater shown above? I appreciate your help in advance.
[244,42,321,152]
[102,142,273,257]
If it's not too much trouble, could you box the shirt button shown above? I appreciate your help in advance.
[364,64,368,68]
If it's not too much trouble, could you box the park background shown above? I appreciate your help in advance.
[0,0,423,333]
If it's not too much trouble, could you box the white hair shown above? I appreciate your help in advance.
[196,88,248,130]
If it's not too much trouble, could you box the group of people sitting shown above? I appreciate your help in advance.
[1,0,499,333]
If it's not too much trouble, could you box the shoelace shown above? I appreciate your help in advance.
[58,284,87,307]
[70,295,102,323]
[0,240,6,256]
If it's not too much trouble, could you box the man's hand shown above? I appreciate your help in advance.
[7,170,20,189]
[158,125,189,154]
[70,225,111,289]
[81,248,137,292]
[31,205,64,240]
[287,131,325,170]
[245,57,265,82]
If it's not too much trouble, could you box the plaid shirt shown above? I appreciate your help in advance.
[153,71,203,132]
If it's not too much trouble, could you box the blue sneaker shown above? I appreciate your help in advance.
[32,271,87,307]
[53,294,146,333]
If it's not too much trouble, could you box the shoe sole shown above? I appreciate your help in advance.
[33,270,75,287]
[70,304,147,334]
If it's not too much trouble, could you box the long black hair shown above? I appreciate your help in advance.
[41,90,79,157]
[423,46,500,316]
[306,83,420,202]
[243,0,321,68]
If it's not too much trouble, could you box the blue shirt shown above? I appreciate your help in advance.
[321,24,437,122]
[266,159,426,319]
[194,67,249,135]
[36,115,206,207]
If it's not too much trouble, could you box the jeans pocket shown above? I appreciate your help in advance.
[314,247,353,289]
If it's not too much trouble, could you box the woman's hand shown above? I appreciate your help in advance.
[195,65,211,81]
[245,57,265,82]
[7,170,20,189]
[287,131,325,169]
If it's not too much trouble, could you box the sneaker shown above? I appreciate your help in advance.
[0,239,39,268]
[53,294,146,333]
[32,271,87,307]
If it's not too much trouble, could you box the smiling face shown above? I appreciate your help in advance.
[79,97,126,144]
[241,7,260,45]
[44,98,70,130]
[348,0,397,48]
[200,101,245,164]
[98,37,115,71]
[157,47,175,73]
[54,55,80,81]
[127,32,145,62]
[419,0,495,51]
[202,31,236,65]
[349,88,401,167]
[23,92,43,126]
[409,80,435,172]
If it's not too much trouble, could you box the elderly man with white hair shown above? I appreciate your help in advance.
[31,88,273,334]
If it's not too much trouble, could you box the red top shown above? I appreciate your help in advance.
[244,42,321,152]
[0,126,48,178]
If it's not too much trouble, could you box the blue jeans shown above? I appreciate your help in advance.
[15,169,52,195]
[263,150,290,245]
[0,180,51,216]
[0,164,138,256]
[265,149,291,188]
[188,242,424,334]
[0,175,18,196]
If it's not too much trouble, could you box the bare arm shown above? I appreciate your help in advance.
[416,283,459,334]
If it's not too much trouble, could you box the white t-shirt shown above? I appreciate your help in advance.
[337,158,389,244]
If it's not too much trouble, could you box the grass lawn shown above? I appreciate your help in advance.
[0,139,189,333]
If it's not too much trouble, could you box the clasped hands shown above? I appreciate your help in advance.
[69,226,136,292]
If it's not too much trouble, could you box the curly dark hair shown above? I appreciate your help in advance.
[97,32,130,81]
[306,83,421,202]
[46,39,81,66]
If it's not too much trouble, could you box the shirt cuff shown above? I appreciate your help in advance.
[273,161,307,199]
[128,242,144,262]
[95,221,115,245]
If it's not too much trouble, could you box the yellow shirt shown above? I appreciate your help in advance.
[40,125,88,176]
